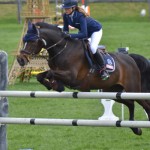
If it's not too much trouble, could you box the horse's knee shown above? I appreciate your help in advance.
[46,70,54,79]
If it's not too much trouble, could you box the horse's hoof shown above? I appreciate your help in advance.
[56,86,65,92]
[47,87,52,90]
[131,128,142,135]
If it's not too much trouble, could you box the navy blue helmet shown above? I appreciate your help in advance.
[62,0,78,9]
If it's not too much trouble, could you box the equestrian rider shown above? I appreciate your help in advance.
[62,0,109,80]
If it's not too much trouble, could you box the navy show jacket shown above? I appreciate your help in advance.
[63,11,102,39]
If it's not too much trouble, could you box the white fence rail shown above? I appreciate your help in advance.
[1,91,150,100]
[0,117,150,128]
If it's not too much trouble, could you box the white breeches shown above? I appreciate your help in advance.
[89,29,103,54]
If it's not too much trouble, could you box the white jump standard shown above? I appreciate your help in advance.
[0,51,8,150]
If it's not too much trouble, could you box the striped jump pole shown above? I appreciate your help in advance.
[0,117,150,128]
[0,51,8,150]
[1,91,150,100]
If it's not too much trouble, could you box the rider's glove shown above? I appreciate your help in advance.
[63,31,71,38]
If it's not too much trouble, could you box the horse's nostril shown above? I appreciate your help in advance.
[17,54,30,66]
[17,56,25,66]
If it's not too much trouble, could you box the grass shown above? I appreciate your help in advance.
[0,2,150,150]
[90,2,150,22]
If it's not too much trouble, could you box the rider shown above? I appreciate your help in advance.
[62,0,109,80]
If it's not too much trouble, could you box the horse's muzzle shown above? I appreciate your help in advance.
[17,55,29,66]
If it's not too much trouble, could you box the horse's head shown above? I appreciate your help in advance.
[17,21,71,66]
[17,21,47,66]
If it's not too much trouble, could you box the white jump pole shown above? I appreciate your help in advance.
[0,117,150,128]
[0,51,8,150]
[1,91,150,100]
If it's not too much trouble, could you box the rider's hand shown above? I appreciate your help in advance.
[63,32,71,38]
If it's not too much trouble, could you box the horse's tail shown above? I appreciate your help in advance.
[129,53,150,92]
[129,53,150,73]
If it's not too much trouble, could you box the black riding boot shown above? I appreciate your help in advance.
[93,51,110,80]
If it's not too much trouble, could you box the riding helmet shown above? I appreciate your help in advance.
[62,0,78,9]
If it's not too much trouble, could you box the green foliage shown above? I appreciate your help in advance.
[0,2,150,150]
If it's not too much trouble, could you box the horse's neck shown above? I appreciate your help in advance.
[47,38,85,66]
[41,29,86,64]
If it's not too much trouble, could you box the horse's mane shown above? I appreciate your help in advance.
[35,22,79,42]
[35,22,62,32]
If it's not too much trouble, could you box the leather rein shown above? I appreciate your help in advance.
[45,37,68,61]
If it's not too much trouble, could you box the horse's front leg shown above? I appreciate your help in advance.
[46,69,78,87]
[38,70,65,92]
[46,69,92,91]
[36,70,54,90]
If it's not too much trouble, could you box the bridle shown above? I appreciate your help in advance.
[48,39,68,61]
[21,28,68,60]
[46,37,65,50]
[41,36,68,61]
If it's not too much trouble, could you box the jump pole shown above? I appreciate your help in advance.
[0,51,8,150]
[1,91,150,100]
[0,117,150,128]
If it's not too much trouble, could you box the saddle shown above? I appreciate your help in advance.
[82,40,115,73]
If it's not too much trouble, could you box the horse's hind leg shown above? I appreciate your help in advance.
[107,84,142,135]
[122,71,143,135]
[121,100,142,135]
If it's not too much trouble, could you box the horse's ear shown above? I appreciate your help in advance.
[32,24,39,34]
[27,21,33,32]
[27,21,38,35]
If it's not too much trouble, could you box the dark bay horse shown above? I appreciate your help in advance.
[17,22,150,135]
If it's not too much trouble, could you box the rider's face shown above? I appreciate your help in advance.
[64,8,73,15]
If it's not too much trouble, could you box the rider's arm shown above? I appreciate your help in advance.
[63,14,69,33]
[70,15,88,39]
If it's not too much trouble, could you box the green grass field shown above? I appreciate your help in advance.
[0,2,150,150]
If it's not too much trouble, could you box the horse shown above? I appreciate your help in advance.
[17,21,150,135]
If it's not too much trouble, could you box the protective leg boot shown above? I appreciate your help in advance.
[93,51,110,80]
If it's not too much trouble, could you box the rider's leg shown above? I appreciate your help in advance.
[93,51,109,80]
[90,29,109,80]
